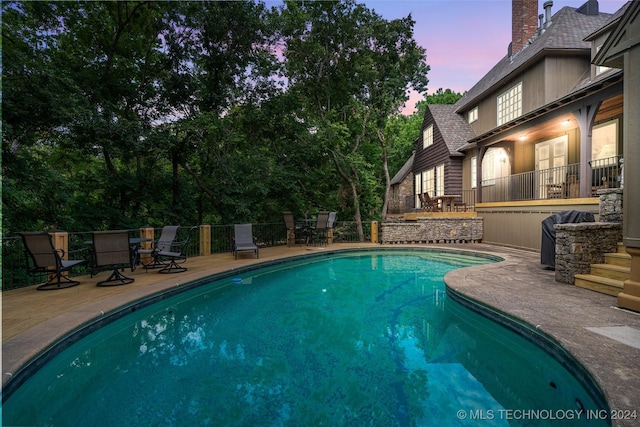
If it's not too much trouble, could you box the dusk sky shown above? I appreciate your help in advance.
[360,0,628,112]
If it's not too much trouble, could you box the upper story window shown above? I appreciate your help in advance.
[468,107,478,123]
[497,82,522,126]
[423,125,433,149]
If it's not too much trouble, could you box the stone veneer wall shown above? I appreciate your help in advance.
[599,188,623,223]
[554,222,622,284]
[554,188,624,284]
[380,217,483,244]
[389,172,414,214]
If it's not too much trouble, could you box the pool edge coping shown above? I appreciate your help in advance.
[3,243,639,427]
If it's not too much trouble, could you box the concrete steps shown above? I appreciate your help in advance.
[575,244,630,296]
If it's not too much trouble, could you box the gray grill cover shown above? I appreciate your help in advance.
[541,210,595,269]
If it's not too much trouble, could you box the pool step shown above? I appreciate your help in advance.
[574,243,630,297]
[426,252,489,267]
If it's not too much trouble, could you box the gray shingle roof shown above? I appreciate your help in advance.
[390,152,414,185]
[456,5,614,112]
[428,104,476,155]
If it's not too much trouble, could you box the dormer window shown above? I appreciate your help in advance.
[468,107,478,124]
[595,45,610,75]
[497,82,522,126]
[423,125,433,149]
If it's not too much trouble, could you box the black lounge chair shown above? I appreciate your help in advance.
[19,232,87,290]
[91,230,135,286]
[232,224,259,259]
[283,211,304,247]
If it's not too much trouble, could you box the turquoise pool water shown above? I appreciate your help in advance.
[2,250,608,426]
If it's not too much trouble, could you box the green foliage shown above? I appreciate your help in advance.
[2,0,431,237]
[426,88,463,105]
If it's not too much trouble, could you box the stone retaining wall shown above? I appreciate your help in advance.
[380,217,483,244]
[554,222,622,284]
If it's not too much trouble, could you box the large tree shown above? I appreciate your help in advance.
[280,0,428,239]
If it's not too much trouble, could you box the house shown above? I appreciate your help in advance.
[412,104,476,210]
[591,0,640,312]
[402,0,629,251]
[389,103,477,214]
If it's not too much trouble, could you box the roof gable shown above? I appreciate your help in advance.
[427,105,475,155]
[456,5,613,112]
[390,152,414,185]
[594,1,640,68]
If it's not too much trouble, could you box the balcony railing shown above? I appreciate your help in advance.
[2,221,371,291]
[481,155,622,203]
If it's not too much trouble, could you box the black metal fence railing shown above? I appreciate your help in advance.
[481,155,622,203]
[2,221,368,291]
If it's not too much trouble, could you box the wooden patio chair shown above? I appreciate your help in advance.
[419,193,438,212]
[19,232,87,290]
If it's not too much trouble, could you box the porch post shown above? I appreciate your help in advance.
[618,39,640,312]
[476,146,486,203]
[573,102,600,198]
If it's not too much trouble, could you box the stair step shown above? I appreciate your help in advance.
[590,263,630,281]
[617,243,627,254]
[574,274,624,297]
[604,252,631,267]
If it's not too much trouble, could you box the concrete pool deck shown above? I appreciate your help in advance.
[2,243,639,425]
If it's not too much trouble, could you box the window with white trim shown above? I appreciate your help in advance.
[435,164,444,196]
[468,107,478,123]
[481,148,510,188]
[422,125,433,149]
[497,82,522,126]
[471,156,477,188]
[422,168,434,197]
[415,169,435,208]
[592,120,617,163]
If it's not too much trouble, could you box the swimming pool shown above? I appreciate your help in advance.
[2,249,609,426]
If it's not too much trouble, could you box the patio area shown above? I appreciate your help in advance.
[3,242,640,425]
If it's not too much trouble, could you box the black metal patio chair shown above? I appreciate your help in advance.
[91,230,135,286]
[150,226,196,274]
[19,232,87,290]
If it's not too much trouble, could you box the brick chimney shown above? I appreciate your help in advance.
[511,0,539,55]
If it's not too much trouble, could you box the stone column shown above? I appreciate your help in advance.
[598,189,623,223]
